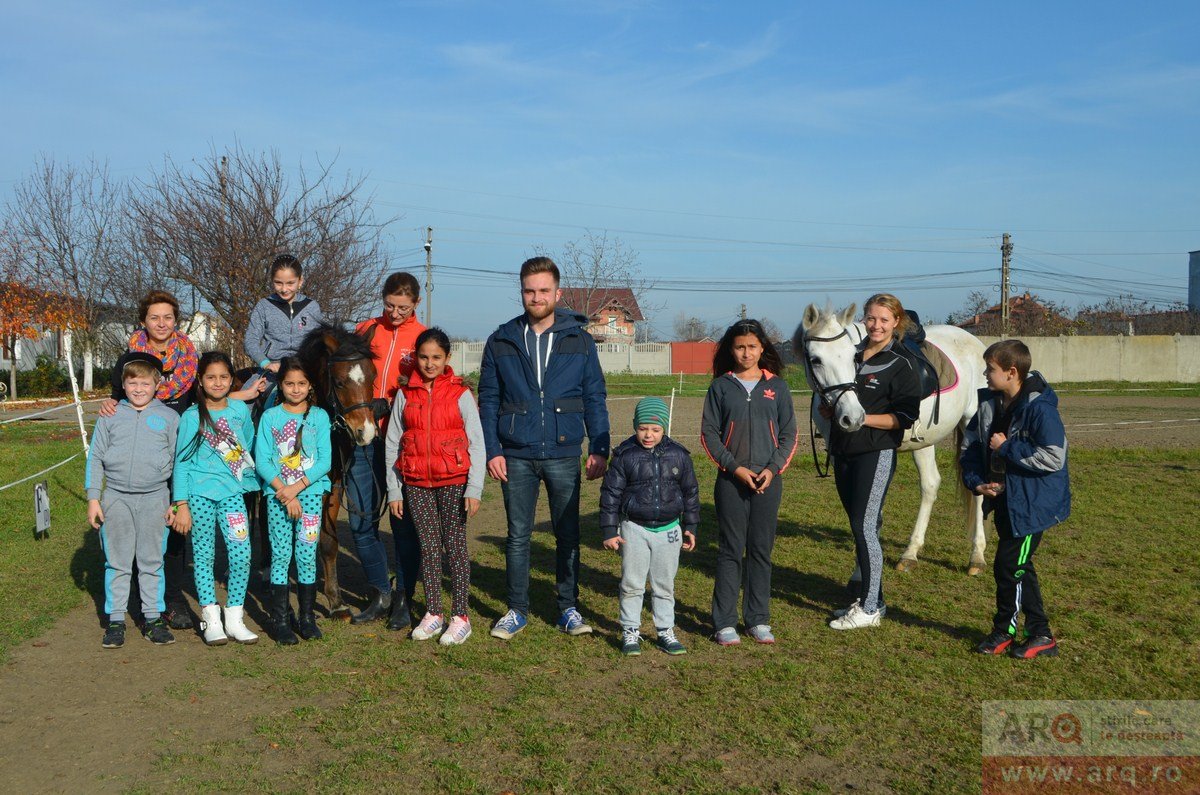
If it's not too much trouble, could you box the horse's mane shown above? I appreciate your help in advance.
[297,322,373,364]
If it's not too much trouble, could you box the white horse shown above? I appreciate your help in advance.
[795,303,989,576]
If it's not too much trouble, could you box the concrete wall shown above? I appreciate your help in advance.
[977,335,1200,382]
[449,341,672,376]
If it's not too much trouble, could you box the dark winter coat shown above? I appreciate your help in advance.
[599,435,701,540]
[700,370,798,475]
[478,310,610,461]
[960,371,1071,537]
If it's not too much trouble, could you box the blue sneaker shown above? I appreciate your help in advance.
[490,609,527,640]
[556,607,593,636]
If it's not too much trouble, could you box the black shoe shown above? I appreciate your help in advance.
[386,590,412,631]
[296,583,323,641]
[102,621,126,649]
[1010,634,1058,659]
[165,603,194,630]
[976,631,1014,655]
[270,585,299,646]
[350,586,392,625]
[142,617,176,645]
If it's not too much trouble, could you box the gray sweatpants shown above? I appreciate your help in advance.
[618,519,683,631]
[100,488,170,622]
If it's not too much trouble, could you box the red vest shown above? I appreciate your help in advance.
[397,367,472,488]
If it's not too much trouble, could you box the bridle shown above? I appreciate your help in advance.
[801,323,864,477]
[323,350,387,522]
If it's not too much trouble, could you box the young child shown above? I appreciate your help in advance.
[962,339,1070,659]
[700,319,797,646]
[385,328,484,645]
[243,254,325,400]
[87,354,181,648]
[172,352,261,646]
[600,397,700,656]
[253,358,332,645]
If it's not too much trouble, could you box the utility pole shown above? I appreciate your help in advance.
[1000,232,1012,336]
[740,303,747,320]
[424,227,433,326]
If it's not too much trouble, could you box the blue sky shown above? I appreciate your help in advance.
[3,1,1198,338]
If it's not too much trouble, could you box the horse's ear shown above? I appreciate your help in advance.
[801,303,821,332]
[837,303,857,327]
[322,332,340,354]
[361,322,377,344]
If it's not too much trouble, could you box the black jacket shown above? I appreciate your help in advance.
[599,435,700,540]
[700,371,798,475]
[829,340,922,457]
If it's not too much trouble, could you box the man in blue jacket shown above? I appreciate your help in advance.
[479,256,611,639]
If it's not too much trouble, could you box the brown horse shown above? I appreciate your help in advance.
[296,323,382,619]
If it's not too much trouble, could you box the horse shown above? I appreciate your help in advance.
[295,323,382,619]
[795,302,989,577]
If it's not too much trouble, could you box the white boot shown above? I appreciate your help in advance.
[223,605,259,645]
[200,604,228,646]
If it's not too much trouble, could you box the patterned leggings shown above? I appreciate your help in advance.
[266,491,325,586]
[407,483,470,618]
[189,494,253,607]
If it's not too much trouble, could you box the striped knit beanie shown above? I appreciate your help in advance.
[633,396,670,429]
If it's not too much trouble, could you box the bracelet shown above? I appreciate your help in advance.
[259,359,271,368]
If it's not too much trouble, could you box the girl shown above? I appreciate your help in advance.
[349,272,426,630]
[700,319,797,646]
[825,294,922,631]
[384,328,484,645]
[172,352,261,646]
[254,358,332,645]
[243,254,325,399]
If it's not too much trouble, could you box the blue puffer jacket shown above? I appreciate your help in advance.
[960,371,1071,537]
[599,435,701,540]
[478,310,610,461]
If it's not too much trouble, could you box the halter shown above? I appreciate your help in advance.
[801,324,863,477]
[323,350,387,522]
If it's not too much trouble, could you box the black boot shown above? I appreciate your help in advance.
[270,585,299,645]
[386,590,411,631]
[350,586,392,624]
[163,549,193,630]
[296,584,323,641]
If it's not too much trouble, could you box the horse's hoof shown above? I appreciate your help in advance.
[895,558,918,573]
[967,564,985,577]
[331,608,353,622]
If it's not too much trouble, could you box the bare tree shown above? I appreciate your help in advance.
[546,232,661,340]
[673,312,720,341]
[759,317,784,343]
[126,145,393,364]
[5,157,127,389]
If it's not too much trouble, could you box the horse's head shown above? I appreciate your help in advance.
[796,302,866,432]
[303,324,379,446]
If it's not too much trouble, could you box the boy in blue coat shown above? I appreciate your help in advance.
[961,340,1070,659]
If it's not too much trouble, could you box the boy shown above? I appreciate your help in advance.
[961,340,1070,659]
[86,354,181,648]
[600,397,700,655]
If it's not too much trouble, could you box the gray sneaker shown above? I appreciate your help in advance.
[713,627,740,646]
[620,627,641,656]
[746,624,775,644]
[656,627,687,655]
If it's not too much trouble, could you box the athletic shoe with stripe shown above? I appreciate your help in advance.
[976,631,1014,655]
[713,627,740,646]
[1009,634,1058,659]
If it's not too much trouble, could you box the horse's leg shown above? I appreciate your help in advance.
[964,484,987,576]
[321,484,351,620]
[896,445,940,572]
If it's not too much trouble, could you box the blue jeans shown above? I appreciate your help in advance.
[344,439,421,597]
[501,456,582,616]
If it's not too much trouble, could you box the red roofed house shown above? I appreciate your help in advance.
[559,287,644,343]
[956,292,1071,335]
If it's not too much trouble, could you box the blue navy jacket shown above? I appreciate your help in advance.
[599,435,701,540]
[478,310,610,461]
[960,371,1071,537]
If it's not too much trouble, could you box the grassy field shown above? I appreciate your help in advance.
[1,409,1198,792]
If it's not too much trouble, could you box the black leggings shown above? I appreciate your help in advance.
[833,448,896,613]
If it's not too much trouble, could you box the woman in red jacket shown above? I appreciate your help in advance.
[384,328,485,645]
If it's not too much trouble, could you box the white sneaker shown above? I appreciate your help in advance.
[411,612,445,641]
[829,600,882,630]
[200,604,228,646]
[222,605,259,645]
[438,616,472,646]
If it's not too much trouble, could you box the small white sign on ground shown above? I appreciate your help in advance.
[34,480,50,539]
